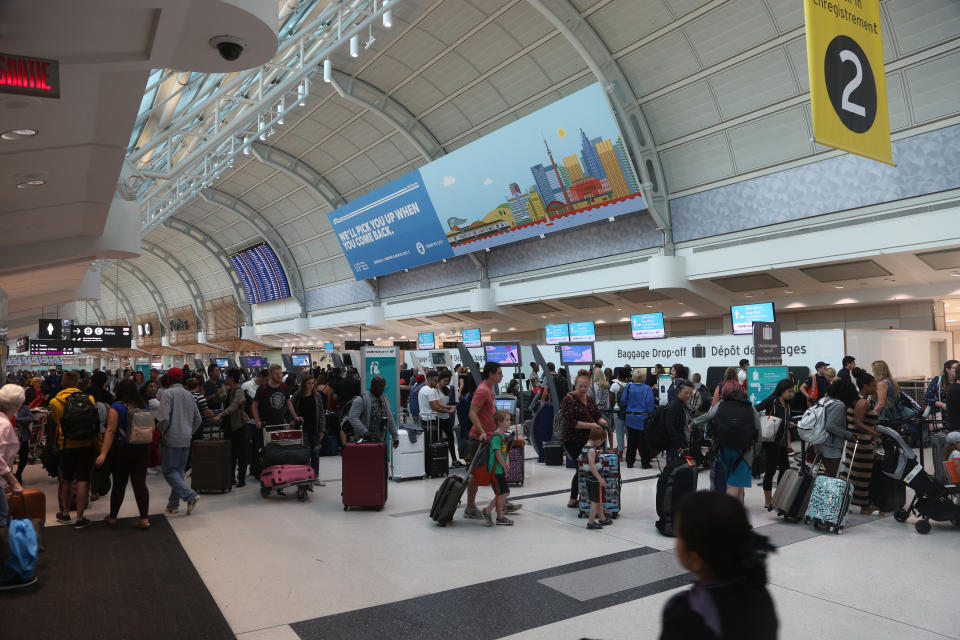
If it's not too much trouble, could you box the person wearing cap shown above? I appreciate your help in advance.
[157,367,203,516]
[800,362,831,406]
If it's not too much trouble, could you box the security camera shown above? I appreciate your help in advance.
[209,36,247,62]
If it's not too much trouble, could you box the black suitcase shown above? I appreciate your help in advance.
[430,444,487,527]
[190,439,233,493]
[870,455,905,512]
[543,441,564,466]
[260,442,310,468]
[655,458,698,536]
[422,417,449,478]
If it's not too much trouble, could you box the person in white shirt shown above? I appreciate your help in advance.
[738,359,749,389]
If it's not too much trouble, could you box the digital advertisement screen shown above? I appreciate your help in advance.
[631,312,665,340]
[461,328,482,348]
[545,323,570,345]
[291,354,311,368]
[229,242,291,304]
[215,358,231,369]
[327,84,646,280]
[560,344,594,365]
[244,356,266,368]
[569,321,596,343]
[418,332,435,350]
[484,343,520,366]
[731,302,776,335]
[323,342,335,353]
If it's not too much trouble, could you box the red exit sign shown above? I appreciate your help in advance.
[0,53,60,99]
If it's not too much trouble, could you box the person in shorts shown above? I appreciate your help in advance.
[49,371,100,529]
[482,410,513,526]
[582,425,613,530]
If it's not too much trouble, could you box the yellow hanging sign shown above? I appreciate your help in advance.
[804,0,893,165]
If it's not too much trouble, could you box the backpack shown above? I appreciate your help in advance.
[796,397,833,446]
[552,393,573,440]
[59,391,99,441]
[641,405,669,452]
[125,408,156,445]
[593,384,610,411]
[616,384,630,420]
[339,396,358,435]
[409,383,424,416]
[713,397,756,451]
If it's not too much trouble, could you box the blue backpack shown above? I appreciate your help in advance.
[5,514,38,579]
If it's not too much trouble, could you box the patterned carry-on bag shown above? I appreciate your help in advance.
[804,440,858,534]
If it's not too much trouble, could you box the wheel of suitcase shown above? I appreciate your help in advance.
[611,512,619,519]
[835,525,844,534]
[951,518,960,527]
[297,487,308,501]
[803,516,811,525]
[894,509,909,522]
[812,520,820,530]
[260,487,270,498]
[915,519,931,534]
[578,512,584,518]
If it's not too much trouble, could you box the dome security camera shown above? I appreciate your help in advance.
[209,36,247,62]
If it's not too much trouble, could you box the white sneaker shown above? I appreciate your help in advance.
[187,496,200,515]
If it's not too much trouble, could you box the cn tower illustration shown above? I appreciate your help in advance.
[542,132,573,214]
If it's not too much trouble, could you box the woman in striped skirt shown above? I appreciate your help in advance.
[846,368,882,514]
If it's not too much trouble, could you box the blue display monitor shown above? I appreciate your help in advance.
[291,354,311,368]
[569,321,596,343]
[731,302,776,335]
[545,323,570,345]
[323,342,335,353]
[631,312,665,340]
[418,332,435,350]
[560,343,594,365]
[461,328,482,348]
[215,358,230,369]
[484,342,520,367]
[244,356,266,369]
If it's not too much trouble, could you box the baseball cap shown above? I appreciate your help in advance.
[167,367,184,381]
[416,374,425,383]
[946,432,960,445]
[815,361,829,369]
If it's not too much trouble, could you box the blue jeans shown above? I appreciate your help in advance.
[160,445,197,510]
[303,429,320,475]
[614,415,626,453]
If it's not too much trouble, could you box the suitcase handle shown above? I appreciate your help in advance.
[840,439,859,481]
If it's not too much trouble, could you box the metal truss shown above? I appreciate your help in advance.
[141,240,205,329]
[328,70,445,161]
[527,0,673,251]
[199,188,306,310]
[133,0,400,236]
[99,275,137,326]
[162,218,253,325]
[85,300,106,325]
[250,141,346,209]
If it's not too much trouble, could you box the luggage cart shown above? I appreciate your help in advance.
[259,424,316,501]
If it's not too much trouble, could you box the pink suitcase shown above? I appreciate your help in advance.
[260,464,315,488]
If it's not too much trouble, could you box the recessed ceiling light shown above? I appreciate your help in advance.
[784,289,793,294]
[833,284,844,289]
[645,304,654,308]
[508,327,516,330]
[615,308,622,311]
[490,328,498,332]
[884,277,896,283]
[16,179,45,188]
[743,293,753,298]
[1,128,37,140]
[619,317,629,322]
[952,272,960,277]
[595,320,605,324]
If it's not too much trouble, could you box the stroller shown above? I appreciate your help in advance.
[876,425,960,534]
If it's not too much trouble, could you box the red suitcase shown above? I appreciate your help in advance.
[342,442,388,510]
[260,464,315,488]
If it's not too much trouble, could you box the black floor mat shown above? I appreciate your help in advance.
[0,515,233,639]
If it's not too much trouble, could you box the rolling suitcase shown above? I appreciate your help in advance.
[543,441,564,466]
[5,489,46,551]
[805,441,857,534]
[421,415,448,479]
[342,442,388,510]
[260,464,315,488]
[430,444,488,526]
[578,451,621,518]
[505,437,525,486]
[870,452,905,512]
[772,442,816,521]
[190,439,233,493]
[533,403,555,462]
[930,431,948,484]
[655,456,698,537]
[393,427,426,481]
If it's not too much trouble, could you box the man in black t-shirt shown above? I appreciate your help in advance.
[252,364,301,429]
[334,368,362,410]
[204,364,225,412]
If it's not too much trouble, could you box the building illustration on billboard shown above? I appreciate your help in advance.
[443,127,643,248]
[327,84,648,279]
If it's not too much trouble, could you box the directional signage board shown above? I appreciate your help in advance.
[804,0,892,164]
[38,318,63,340]
[70,325,133,348]
[30,340,73,356]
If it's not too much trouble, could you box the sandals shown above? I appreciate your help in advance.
[134,520,151,530]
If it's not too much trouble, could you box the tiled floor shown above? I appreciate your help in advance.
[20,448,959,639]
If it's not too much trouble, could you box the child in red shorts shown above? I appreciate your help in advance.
[482,410,512,526]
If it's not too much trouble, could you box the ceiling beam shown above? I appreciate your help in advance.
[99,274,136,326]
[162,219,252,325]
[141,241,205,330]
[199,187,306,312]
[108,261,172,330]
[250,141,347,209]
[328,69,445,162]
[527,0,673,252]
[85,300,106,325]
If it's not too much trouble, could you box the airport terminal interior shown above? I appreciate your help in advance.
[1,0,960,638]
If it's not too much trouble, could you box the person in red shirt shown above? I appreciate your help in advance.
[463,362,521,520]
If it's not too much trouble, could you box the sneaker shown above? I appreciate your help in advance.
[495,516,514,526]
[482,510,494,527]
[586,522,603,530]
[165,507,179,515]
[463,507,484,520]
[641,462,653,469]
[504,502,522,513]
[600,518,613,526]
[55,512,71,523]
[187,496,200,515]
[0,575,38,591]
[236,480,246,488]
[451,460,466,468]
[74,517,91,530]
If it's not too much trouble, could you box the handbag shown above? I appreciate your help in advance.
[759,414,782,443]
